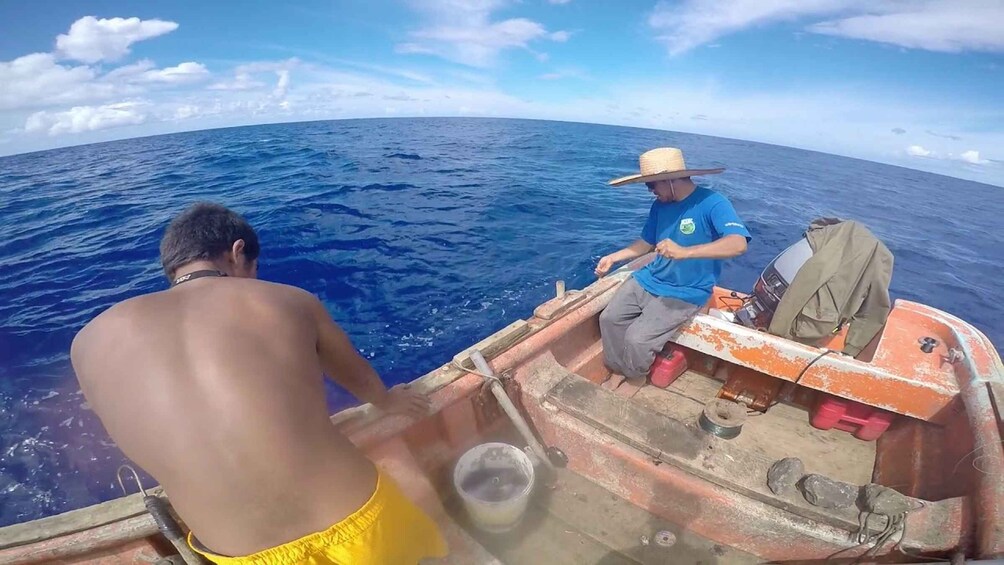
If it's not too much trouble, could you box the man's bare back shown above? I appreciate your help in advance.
[71,204,430,558]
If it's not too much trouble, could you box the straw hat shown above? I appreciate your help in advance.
[608,147,724,187]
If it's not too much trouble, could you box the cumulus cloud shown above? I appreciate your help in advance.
[209,72,265,91]
[106,60,209,84]
[0,53,118,110]
[0,15,205,113]
[210,59,296,95]
[0,54,208,110]
[24,101,148,135]
[56,16,179,64]
[172,104,200,121]
[398,0,570,67]
[651,0,1004,55]
[906,146,991,165]
[959,150,988,165]
[140,62,209,84]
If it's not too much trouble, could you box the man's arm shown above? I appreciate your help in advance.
[595,239,654,276]
[304,293,428,417]
[655,234,747,260]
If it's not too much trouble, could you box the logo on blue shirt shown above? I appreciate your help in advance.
[680,218,695,235]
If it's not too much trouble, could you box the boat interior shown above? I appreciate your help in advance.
[328,263,1000,563]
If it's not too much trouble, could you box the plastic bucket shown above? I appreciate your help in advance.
[453,442,535,533]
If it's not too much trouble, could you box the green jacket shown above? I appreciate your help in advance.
[768,219,893,357]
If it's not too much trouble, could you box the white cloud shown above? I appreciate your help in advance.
[56,16,179,64]
[273,69,290,99]
[399,0,570,67]
[809,1,1004,53]
[139,62,209,84]
[2,15,1000,187]
[649,0,854,55]
[101,59,157,80]
[0,53,118,110]
[209,59,298,93]
[4,58,1002,185]
[209,72,265,91]
[24,101,148,135]
[651,0,1004,55]
[548,0,572,4]
[959,150,988,165]
[0,53,208,110]
[172,104,200,120]
[906,146,992,165]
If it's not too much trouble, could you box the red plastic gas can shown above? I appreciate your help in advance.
[650,344,688,388]
[810,393,895,441]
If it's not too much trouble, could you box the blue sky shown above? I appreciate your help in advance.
[1,0,1002,185]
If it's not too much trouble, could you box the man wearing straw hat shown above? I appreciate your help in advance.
[595,147,751,390]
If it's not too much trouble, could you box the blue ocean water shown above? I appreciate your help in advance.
[0,117,1001,526]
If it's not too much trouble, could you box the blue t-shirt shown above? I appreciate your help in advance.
[633,187,752,306]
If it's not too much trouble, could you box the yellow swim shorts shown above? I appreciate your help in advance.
[188,471,449,565]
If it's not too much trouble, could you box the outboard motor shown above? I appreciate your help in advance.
[734,237,813,329]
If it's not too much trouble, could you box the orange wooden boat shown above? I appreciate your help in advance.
[1,256,1002,564]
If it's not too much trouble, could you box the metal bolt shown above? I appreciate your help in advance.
[947,348,964,364]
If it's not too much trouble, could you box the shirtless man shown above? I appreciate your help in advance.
[71,203,447,564]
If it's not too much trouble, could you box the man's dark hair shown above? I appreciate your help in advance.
[159,203,260,279]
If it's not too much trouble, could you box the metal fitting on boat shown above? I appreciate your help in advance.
[698,399,747,439]
[919,336,938,353]
[947,348,964,364]
[654,530,677,548]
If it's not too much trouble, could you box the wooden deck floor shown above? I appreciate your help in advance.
[445,469,760,565]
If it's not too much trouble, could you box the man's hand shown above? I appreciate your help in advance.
[655,239,690,260]
[374,383,431,419]
[594,255,615,278]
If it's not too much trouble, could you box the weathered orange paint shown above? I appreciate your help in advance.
[673,308,961,421]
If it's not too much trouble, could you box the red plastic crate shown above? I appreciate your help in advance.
[810,393,895,441]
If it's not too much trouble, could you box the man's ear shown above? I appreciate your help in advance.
[230,239,246,263]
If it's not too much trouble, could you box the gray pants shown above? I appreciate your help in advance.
[599,277,700,380]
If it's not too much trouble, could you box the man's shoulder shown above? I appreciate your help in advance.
[697,187,728,203]
[74,281,315,343]
[241,278,316,303]
[72,295,147,361]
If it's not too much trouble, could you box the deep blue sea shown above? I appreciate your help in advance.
[1,118,1001,526]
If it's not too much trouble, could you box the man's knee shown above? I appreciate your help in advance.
[623,324,651,350]
[599,306,616,329]
[619,325,655,378]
